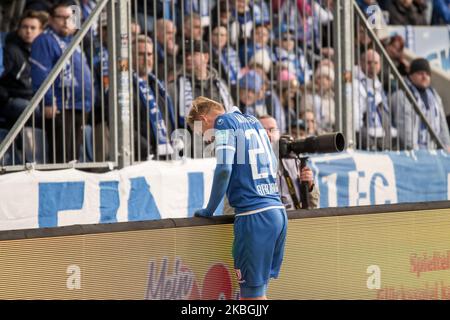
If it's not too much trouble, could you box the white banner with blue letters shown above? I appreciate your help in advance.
[310,150,450,208]
[0,150,449,231]
[0,158,218,231]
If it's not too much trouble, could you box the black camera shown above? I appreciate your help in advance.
[278,132,345,210]
[279,132,346,158]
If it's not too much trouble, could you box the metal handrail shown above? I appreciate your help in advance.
[0,0,110,161]
[353,3,445,149]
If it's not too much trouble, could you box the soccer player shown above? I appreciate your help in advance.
[188,96,287,300]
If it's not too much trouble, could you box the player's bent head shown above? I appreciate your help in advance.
[187,96,225,132]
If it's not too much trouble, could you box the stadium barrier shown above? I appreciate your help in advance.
[1,200,449,299]
[0,0,445,174]
[0,150,449,231]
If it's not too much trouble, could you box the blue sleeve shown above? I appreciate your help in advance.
[30,34,56,106]
[199,162,233,216]
[195,115,236,217]
[437,0,450,23]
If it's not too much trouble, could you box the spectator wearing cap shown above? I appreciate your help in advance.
[274,29,312,85]
[230,0,267,42]
[168,40,233,127]
[301,64,335,134]
[392,58,450,150]
[209,24,241,86]
[386,0,428,25]
[432,0,450,24]
[353,49,397,151]
[237,70,265,117]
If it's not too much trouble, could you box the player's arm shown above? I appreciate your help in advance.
[194,128,235,218]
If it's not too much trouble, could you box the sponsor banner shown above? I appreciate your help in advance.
[1,206,450,299]
[0,150,449,231]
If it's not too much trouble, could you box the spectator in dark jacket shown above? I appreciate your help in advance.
[356,0,382,14]
[0,10,48,164]
[30,1,93,163]
[386,0,428,25]
[382,35,409,92]
[0,10,48,129]
[432,0,450,24]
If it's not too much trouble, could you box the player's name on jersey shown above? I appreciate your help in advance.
[256,182,279,196]
[234,113,259,124]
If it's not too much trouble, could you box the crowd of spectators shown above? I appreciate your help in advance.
[0,0,450,165]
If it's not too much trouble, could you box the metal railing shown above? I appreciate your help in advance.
[0,0,446,174]
[349,3,444,151]
[0,0,120,172]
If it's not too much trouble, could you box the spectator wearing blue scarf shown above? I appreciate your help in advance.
[210,25,241,86]
[231,0,265,42]
[132,35,176,159]
[392,58,450,151]
[274,29,312,85]
[30,2,93,163]
[239,22,276,68]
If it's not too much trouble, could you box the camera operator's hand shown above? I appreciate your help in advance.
[299,166,314,191]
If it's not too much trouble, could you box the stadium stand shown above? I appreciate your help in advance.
[0,0,448,171]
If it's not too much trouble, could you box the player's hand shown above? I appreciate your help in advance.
[194,209,211,218]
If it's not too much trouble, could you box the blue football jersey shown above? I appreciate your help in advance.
[214,107,283,214]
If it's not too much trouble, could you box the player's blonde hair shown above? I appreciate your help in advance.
[186,96,225,127]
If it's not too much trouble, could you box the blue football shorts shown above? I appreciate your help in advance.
[232,207,288,298]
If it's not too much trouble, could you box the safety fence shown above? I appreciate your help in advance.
[0,0,444,173]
